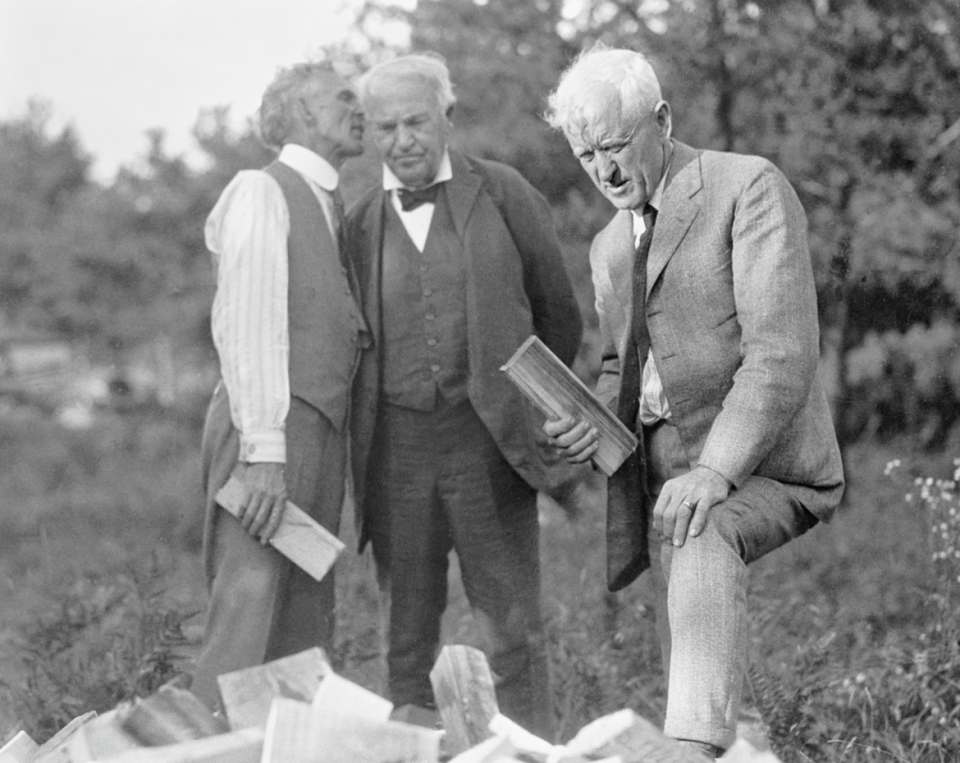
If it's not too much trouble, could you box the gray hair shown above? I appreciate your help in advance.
[259,61,337,149]
[545,45,662,140]
[357,53,456,114]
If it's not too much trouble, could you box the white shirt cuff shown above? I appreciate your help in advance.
[239,429,286,463]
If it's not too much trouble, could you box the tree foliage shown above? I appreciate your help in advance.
[0,0,957,443]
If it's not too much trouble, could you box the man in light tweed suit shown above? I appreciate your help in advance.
[543,46,844,759]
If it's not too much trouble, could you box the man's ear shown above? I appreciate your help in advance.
[654,99,672,141]
[297,97,316,126]
[445,104,455,124]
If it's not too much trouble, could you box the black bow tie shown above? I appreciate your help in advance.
[397,184,440,212]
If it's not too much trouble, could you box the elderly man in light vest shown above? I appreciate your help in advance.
[191,61,368,709]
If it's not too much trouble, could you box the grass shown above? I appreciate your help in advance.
[1,399,959,761]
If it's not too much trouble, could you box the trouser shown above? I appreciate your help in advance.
[644,420,818,750]
[191,384,346,710]
[366,397,553,740]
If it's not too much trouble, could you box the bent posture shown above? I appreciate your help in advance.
[544,46,844,758]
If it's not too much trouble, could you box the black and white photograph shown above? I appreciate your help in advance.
[1,1,958,761]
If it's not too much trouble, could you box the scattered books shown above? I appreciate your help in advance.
[10,647,779,763]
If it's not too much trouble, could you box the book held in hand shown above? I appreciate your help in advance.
[500,335,638,476]
[215,476,345,582]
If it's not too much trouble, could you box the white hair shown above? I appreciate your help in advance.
[358,53,456,114]
[546,45,662,140]
[259,61,337,150]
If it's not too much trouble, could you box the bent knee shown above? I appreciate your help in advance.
[669,519,747,567]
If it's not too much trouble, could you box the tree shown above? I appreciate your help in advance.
[0,102,92,326]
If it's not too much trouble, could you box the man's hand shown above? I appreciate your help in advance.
[230,462,287,544]
[653,465,731,547]
[543,415,599,464]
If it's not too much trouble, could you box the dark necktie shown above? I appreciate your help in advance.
[617,205,658,431]
[331,188,351,271]
[332,189,345,241]
[607,204,658,591]
[397,184,440,212]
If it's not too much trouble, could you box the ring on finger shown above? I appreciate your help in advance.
[681,500,694,509]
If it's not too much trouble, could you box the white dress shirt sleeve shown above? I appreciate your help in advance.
[205,170,290,463]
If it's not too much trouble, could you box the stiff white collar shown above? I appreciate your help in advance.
[278,143,339,191]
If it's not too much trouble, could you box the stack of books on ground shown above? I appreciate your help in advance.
[0,645,781,763]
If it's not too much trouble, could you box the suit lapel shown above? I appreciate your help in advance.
[646,142,702,299]
[365,194,386,341]
[603,212,637,341]
[444,151,482,240]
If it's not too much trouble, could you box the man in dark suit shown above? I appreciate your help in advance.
[191,61,368,708]
[346,53,582,738]
[543,46,844,758]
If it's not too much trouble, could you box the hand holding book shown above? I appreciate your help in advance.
[500,336,638,476]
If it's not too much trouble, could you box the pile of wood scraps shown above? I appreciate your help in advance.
[0,645,781,763]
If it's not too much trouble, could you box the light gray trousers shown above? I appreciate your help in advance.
[644,421,816,750]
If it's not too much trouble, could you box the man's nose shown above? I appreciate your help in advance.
[597,154,619,183]
[396,124,416,149]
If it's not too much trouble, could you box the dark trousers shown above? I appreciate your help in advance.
[191,384,346,710]
[367,397,552,739]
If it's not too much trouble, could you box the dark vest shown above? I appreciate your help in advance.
[380,187,469,411]
[263,161,368,430]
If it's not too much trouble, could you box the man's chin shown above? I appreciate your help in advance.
[393,170,433,188]
[604,190,644,211]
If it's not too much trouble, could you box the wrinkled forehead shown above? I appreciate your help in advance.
[564,84,633,147]
[365,73,443,115]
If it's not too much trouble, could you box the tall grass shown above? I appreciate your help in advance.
[1,403,958,761]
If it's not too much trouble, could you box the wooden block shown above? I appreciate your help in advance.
[0,730,39,763]
[90,727,263,763]
[121,686,228,745]
[390,704,441,729]
[259,699,314,763]
[64,707,142,763]
[33,712,97,763]
[311,673,393,723]
[719,739,782,762]
[553,709,705,763]
[260,698,440,763]
[500,336,638,476]
[314,715,441,763]
[217,647,331,731]
[429,645,498,757]
[488,714,554,757]
[216,476,345,582]
[447,734,517,763]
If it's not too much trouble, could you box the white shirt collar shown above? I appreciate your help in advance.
[278,144,339,191]
[382,149,454,191]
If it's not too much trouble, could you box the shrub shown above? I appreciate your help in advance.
[1,559,197,742]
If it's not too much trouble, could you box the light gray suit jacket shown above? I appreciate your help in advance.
[592,141,844,589]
